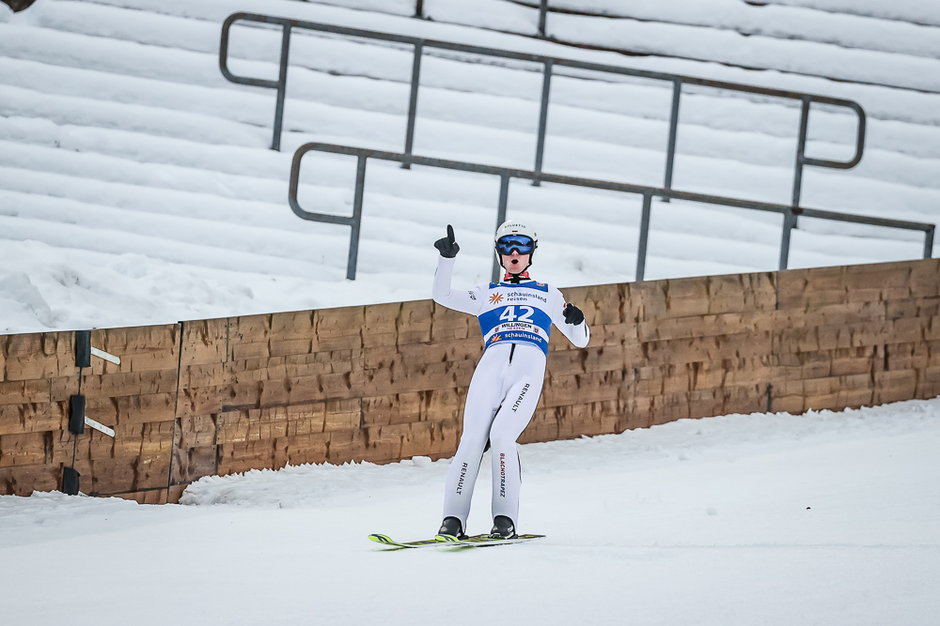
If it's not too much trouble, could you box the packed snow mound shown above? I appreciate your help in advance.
[178,397,940,510]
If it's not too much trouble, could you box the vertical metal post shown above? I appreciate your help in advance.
[925,226,935,259]
[533,59,553,187]
[791,98,811,227]
[347,155,368,280]
[662,80,681,203]
[414,0,425,18]
[538,0,548,37]
[402,41,423,169]
[271,24,292,151]
[778,210,796,270]
[492,174,511,283]
[636,194,653,282]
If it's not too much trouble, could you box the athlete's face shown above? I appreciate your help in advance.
[501,251,530,274]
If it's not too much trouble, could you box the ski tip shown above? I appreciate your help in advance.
[368,534,395,545]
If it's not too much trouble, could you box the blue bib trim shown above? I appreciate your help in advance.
[484,330,548,355]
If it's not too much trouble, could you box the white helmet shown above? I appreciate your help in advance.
[494,220,538,246]
[494,220,538,272]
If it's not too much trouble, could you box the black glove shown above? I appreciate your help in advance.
[563,303,584,325]
[434,224,460,258]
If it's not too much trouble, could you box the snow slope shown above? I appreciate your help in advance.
[0,0,937,335]
[2,397,938,625]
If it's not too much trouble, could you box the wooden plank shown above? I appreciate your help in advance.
[550,399,620,440]
[171,443,217,484]
[325,429,368,464]
[71,454,171,495]
[216,440,275,475]
[87,325,179,375]
[111,489,171,505]
[81,369,178,397]
[364,358,477,396]
[398,300,434,345]
[84,392,177,426]
[916,366,940,399]
[180,318,229,367]
[639,331,774,367]
[361,389,462,427]
[541,370,623,407]
[873,370,918,405]
[0,464,61,496]
[2,332,75,382]
[315,306,365,351]
[0,401,66,436]
[0,431,49,467]
[636,310,776,342]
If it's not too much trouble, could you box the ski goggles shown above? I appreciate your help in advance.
[495,235,536,255]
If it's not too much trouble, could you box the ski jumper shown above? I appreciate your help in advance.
[433,256,590,530]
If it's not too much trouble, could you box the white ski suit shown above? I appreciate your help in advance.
[432,256,590,530]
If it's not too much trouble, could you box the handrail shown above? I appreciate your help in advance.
[289,142,933,282]
[220,11,866,233]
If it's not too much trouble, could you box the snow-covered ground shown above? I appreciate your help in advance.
[0,0,938,333]
[2,397,938,625]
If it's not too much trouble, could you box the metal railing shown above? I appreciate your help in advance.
[289,142,934,282]
[220,12,866,216]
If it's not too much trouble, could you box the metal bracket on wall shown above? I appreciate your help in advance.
[74,330,122,368]
[68,395,116,438]
[62,466,81,496]
[65,331,121,495]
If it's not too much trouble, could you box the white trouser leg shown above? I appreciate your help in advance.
[488,345,545,527]
[442,346,506,530]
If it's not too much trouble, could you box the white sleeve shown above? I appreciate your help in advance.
[550,287,590,348]
[432,257,483,315]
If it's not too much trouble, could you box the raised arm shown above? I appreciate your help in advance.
[432,225,481,315]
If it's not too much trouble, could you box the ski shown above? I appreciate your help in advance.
[436,533,545,547]
[368,533,488,549]
[368,534,445,549]
[369,532,545,549]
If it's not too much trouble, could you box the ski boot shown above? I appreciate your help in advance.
[489,515,517,539]
[437,516,467,540]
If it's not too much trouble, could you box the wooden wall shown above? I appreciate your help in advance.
[2,258,939,503]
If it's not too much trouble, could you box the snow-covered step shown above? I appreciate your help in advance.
[0,169,913,284]
[5,96,939,230]
[0,0,936,334]
[519,0,940,60]
[5,16,940,196]
[3,3,936,212]
[2,110,925,268]
[16,0,940,131]
[9,0,939,199]
[759,0,940,28]
[0,84,269,148]
[543,13,940,94]
[2,119,929,279]
[5,22,939,184]
[285,0,940,92]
